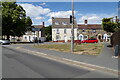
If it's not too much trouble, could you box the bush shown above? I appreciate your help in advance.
[90,36,95,38]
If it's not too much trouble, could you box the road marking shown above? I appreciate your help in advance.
[12,46,119,75]
[62,58,95,70]
[16,47,21,49]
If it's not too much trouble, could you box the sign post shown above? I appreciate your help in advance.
[71,0,74,52]
[32,28,41,45]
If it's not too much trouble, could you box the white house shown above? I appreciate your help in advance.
[22,22,46,42]
[52,17,78,42]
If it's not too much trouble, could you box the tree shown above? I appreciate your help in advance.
[2,2,32,40]
[44,25,52,41]
[102,17,119,33]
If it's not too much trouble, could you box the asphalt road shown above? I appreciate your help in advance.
[2,45,118,79]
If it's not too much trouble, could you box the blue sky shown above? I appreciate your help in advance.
[17,2,118,26]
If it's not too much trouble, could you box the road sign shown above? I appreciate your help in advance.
[32,28,40,31]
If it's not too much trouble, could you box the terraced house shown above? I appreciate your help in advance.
[52,17,110,42]
[78,20,108,42]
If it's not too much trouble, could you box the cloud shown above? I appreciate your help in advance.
[47,18,52,24]
[40,2,47,6]
[18,3,51,17]
[35,16,44,20]
[47,10,77,18]
[78,13,116,24]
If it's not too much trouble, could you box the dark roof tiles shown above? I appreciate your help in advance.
[78,24,102,29]
[32,25,43,29]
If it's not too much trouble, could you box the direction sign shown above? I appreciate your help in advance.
[32,28,40,31]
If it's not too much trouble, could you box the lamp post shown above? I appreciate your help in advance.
[71,0,74,52]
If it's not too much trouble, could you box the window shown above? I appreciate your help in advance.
[64,29,67,34]
[24,36,27,40]
[55,22,60,25]
[56,29,59,34]
[92,29,96,33]
[84,36,87,39]
[82,29,85,32]
[62,22,67,25]
[56,35,60,40]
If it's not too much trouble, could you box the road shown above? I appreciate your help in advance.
[2,45,118,79]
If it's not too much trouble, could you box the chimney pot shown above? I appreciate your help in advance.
[84,20,88,25]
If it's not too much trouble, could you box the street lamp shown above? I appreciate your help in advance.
[71,0,74,52]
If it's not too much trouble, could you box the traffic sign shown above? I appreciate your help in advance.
[32,28,40,31]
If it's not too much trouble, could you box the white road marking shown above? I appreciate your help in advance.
[14,47,119,74]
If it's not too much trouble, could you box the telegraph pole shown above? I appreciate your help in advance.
[71,0,74,52]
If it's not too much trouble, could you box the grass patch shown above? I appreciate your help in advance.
[33,43,104,55]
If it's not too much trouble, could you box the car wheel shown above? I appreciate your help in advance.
[94,42,97,43]
[84,42,87,43]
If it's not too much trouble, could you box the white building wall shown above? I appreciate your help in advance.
[52,28,78,41]
[22,31,42,42]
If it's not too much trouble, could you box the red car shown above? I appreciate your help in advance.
[82,38,98,43]
[74,40,81,44]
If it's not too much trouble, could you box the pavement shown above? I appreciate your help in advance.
[5,42,119,75]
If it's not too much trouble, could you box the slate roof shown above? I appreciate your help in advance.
[78,24,102,29]
[32,25,43,29]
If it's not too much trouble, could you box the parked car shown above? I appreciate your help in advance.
[82,38,98,43]
[0,40,10,45]
[74,40,81,44]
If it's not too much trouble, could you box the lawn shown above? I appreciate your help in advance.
[33,43,104,55]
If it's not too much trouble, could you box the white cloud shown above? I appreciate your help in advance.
[47,10,77,18]
[35,16,44,20]
[18,3,51,17]
[40,3,46,6]
[78,13,116,24]
[47,18,52,24]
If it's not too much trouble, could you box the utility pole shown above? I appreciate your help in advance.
[71,0,74,52]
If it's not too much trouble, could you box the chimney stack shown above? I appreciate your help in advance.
[116,16,118,23]
[84,20,88,25]
[42,22,44,27]
[41,22,45,37]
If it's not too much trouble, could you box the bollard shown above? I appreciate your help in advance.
[114,45,119,56]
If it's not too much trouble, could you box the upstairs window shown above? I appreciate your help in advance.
[64,29,67,34]
[92,29,96,33]
[55,22,60,25]
[82,29,85,32]
[56,29,59,34]
[62,22,67,25]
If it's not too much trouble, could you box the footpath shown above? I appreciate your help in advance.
[9,42,119,75]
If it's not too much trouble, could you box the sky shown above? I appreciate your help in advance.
[17,2,119,26]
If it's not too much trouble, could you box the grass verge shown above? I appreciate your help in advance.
[33,43,104,55]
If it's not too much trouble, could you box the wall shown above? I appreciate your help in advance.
[52,28,78,42]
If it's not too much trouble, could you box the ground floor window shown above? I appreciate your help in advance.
[56,35,60,40]
[24,36,27,40]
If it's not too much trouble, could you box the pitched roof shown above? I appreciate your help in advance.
[32,25,43,29]
[78,24,102,29]
[52,17,78,28]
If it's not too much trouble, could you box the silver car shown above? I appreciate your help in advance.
[0,40,10,45]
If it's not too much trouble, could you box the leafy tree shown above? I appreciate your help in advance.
[102,18,116,33]
[2,2,32,40]
[44,25,52,41]
[102,18,119,33]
